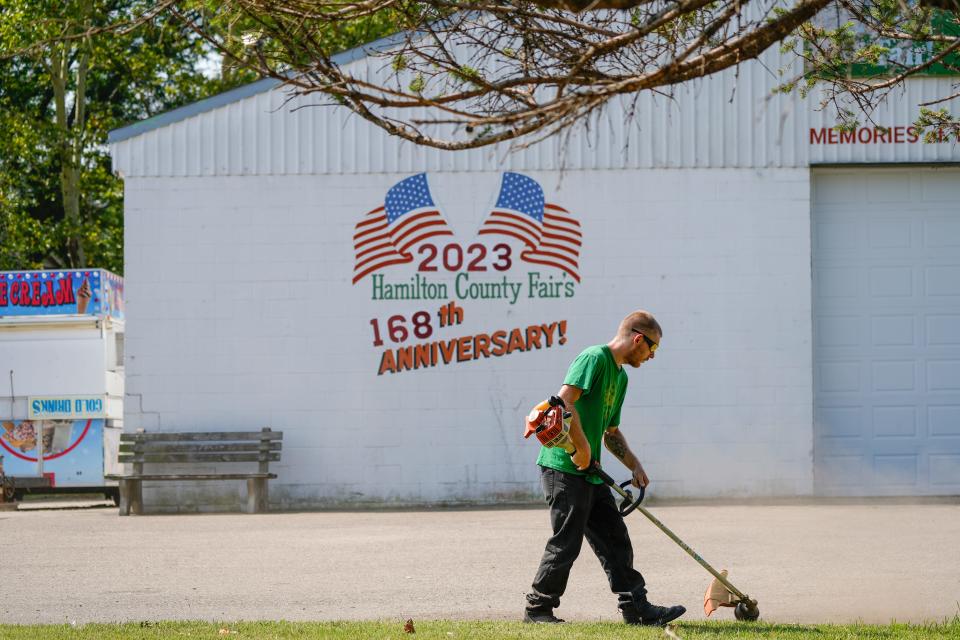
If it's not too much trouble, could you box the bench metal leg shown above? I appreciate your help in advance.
[118,479,143,516]
[246,478,268,513]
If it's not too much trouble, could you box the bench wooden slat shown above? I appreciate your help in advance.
[119,431,282,442]
[119,442,282,454]
[106,473,277,481]
[118,453,281,464]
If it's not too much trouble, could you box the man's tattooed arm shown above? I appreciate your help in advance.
[604,428,648,487]
[603,429,628,462]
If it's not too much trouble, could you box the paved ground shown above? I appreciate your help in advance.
[2,502,959,625]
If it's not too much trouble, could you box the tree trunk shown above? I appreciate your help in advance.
[48,15,92,268]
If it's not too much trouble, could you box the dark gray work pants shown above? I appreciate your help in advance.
[525,466,648,613]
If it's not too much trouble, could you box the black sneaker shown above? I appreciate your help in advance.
[523,609,566,624]
[621,602,686,626]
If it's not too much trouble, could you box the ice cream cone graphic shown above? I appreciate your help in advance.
[76,277,92,314]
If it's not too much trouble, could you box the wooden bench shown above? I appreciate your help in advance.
[107,428,282,515]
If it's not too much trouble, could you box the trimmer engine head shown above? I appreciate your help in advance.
[523,396,576,455]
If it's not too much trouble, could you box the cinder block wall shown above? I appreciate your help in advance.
[122,168,813,510]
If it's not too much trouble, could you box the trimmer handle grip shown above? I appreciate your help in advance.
[618,480,645,516]
[590,461,645,516]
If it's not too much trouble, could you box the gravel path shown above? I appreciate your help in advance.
[2,503,958,625]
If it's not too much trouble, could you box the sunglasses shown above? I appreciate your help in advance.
[631,328,659,353]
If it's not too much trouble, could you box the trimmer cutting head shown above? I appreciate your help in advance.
[704,570,759,621]
[734,600,760,621]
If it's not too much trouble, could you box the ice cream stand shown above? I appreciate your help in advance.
[0,269,124,501]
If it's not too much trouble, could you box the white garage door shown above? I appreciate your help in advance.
[812,167,960,496]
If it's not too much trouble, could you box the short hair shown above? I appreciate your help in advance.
[618,310,662,340]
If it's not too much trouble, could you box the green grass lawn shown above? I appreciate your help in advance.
[1,620,959,640]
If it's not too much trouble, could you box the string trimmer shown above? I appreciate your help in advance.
[524,396,760,621]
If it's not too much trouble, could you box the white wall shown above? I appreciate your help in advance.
[123,167,813,508]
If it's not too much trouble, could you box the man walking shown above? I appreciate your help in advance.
[524,310,686,626]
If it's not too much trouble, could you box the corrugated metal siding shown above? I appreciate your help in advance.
[110,45,960,177]
[806,78,960,165]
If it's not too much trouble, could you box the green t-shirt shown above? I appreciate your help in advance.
[536,345,628,484]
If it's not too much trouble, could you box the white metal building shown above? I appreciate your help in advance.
[107,34,960,510]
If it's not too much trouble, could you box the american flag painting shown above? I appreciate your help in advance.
[352,173,454,283]
[478,172,582,282]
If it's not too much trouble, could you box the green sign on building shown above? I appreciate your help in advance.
[850,10,959,77]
